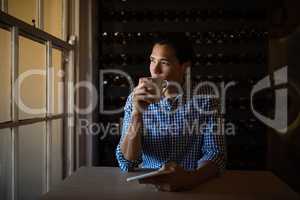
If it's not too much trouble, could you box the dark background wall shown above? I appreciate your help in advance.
[267,0,300,192]
[97,0,300,193]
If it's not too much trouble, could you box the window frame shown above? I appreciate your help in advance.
[0,0,77,198]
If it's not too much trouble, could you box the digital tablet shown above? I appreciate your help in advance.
[126,169,171,182]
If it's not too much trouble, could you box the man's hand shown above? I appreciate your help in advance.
[138,162,195,192]
[132,78,160,114]
[138,160,219,192]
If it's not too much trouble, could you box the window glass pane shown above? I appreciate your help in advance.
[0,28,11,122]
[8,0,37,25]
[51,119,63,188]
[18,36,46,119]
[44,0,63,39]
[18,122,45,200]
[0,129,12,200]
[52,49,64,114]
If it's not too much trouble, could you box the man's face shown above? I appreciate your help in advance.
[149,44,187,83]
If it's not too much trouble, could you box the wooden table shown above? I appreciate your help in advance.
[40,167,299,200]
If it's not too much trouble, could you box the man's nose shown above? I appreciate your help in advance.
[153,62,162,74]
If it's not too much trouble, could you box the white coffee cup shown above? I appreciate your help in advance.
[145,77,169,98]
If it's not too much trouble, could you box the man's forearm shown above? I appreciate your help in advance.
[120,112,143,161]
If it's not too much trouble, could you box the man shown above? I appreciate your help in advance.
[115,34,226,191]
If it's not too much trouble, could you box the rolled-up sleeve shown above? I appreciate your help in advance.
[115,93,142,171]
[198,98,227,174]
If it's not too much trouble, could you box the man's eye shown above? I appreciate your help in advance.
[161,61,170,65]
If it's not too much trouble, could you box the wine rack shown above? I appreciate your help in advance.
[101,8,266,23]
[99,0,269,170]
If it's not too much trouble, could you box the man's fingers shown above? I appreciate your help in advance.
[135,84,158,96]
[161,161,178,172]
[135,95,157,104]
[138,77,148,84]
[134,87,160,103]
[134,88,153,102]
[133,78,162,112]
[138,79,160,94]
[138,77,153,86]
[136,82,147,90]
[134,87,148,96]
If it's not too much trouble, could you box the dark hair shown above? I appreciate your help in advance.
[151,33,195,64]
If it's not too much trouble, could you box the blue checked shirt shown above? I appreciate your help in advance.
[116,86,226,173]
